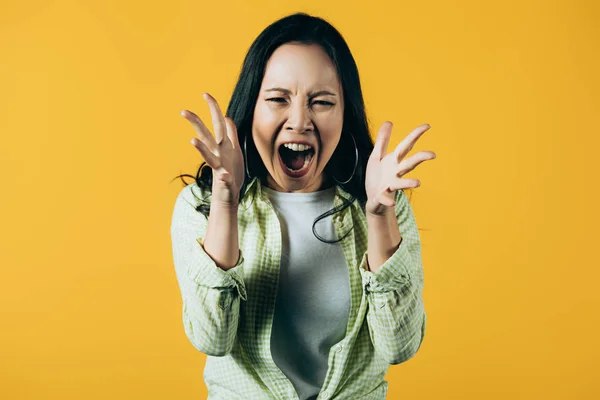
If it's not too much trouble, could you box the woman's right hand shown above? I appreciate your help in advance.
[181,93,245,208]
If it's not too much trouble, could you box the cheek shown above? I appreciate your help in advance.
[316,132,342,169]
[252,129,274,161]
[318,118,344,160]
[252,108,277,152]
[252,116,281,173]
[254,104,275,127]
[324,136,341,159]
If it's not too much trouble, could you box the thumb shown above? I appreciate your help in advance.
[372,121,393,160]
[214,169,232,185]
[224,117,240,149]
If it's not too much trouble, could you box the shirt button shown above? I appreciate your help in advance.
[322,390,330,398]
[335,344,343,352]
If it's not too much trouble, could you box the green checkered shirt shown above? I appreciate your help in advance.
[171,177,426,400]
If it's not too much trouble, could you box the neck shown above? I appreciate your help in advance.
[261,174,334,193]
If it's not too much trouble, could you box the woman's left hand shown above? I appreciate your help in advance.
[365,122,436,216]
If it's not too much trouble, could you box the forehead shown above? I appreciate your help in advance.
[261,43,341,90]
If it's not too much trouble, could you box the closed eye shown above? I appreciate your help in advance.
[313,100,334,106]
[266,98,334,106]
[266,97,287,103]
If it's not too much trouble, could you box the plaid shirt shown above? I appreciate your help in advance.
[170,177,426,400]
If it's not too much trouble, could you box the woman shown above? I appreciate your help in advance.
[171,12,436,400]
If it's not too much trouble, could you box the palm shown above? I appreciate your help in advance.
[365,151,398,210]
[210,125,244,205]
[182,93,245,206]
[365,122,436,215]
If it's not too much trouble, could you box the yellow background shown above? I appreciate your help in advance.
[1,0,598,398]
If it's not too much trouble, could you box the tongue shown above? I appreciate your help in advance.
[288,154,305,170]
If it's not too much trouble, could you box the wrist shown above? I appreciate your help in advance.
[210,201,238,214]
[366,201,395,219]
[209,197,239,221]
[210,188,240,211]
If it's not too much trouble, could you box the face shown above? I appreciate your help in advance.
[252,42,344,193]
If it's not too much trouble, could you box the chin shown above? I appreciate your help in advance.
[276,175,313,191]
[266,166,322,193]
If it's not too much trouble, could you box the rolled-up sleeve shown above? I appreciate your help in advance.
[359,189,427,365]
[170,184,247,356]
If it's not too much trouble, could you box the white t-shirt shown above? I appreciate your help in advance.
[262,185,352,400]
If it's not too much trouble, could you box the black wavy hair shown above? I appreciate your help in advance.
[173,12,414,243]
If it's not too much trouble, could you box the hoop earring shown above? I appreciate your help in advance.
[243,135,253,179]
[332,133,358,185]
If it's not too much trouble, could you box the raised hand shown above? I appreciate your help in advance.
[365,122,436,216]
[181,93,245,207]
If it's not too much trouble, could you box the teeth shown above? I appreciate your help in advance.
[283,143,312,151]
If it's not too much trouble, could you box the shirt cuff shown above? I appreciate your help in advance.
[186,237,247,301]
[359,237,416,293]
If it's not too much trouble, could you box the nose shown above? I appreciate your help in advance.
[283,101,314,133]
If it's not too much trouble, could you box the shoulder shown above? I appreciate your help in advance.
[174,181,211,210]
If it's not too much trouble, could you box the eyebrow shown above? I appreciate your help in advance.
[264,87,337,98]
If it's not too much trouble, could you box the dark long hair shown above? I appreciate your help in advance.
[173,12,413,243]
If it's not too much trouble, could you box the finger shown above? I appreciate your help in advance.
[191,137,220,169]
[181,109,218,153]
[377,187,396,207]
[393,124,431,162]
[372,121,393,161]
[203,93,227,146]
[224,117,240,150]
[388,177,421,192]
[214,169,233,185]
[396,151,437,177]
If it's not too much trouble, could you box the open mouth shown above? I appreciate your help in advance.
[278,143,315,178]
